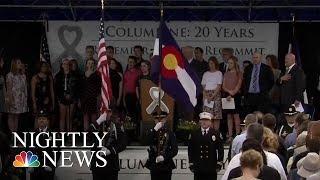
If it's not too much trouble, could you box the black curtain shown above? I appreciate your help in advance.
[0,22,42,132]
[0,22,42,76]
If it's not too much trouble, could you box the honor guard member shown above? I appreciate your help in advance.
[188,112,224,180]
[90,110,127,180]
[29,110,56,180]
[145,110,178,180]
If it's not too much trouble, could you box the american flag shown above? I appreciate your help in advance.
[98,18,113,112]
[40,25,51,64]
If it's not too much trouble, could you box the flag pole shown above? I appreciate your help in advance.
[158,0,163,112]
[101,0,105,21]
[288,13,295,53]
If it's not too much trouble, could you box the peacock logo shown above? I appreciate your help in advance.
[13,151,40,167]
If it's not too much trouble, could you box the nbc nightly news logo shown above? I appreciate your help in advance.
[12,132,110,168]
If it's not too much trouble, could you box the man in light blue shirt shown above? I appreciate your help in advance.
[249,62,261,93]
[230,114,257,158]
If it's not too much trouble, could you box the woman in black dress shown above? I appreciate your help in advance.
[81,59,101,131]
[109,58,123,110]
[31,62,55,114]
[55,59,78,132]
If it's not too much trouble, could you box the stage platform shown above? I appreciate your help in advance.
[45,146,229,180]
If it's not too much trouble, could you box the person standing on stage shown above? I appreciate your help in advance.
[219,48,234,74]
[90,110,127,180]
[145,111,178,180]
[188,112,224,180]
[243,52,274,113]
[277,53,306,112]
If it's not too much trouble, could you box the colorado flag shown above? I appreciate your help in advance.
[151,22,201,111]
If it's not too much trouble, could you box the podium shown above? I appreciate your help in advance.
[139,79,174,143]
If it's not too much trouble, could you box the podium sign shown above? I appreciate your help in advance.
[140,79,174,130]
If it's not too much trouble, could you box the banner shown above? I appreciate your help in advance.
[48,21,278,74]
[53,147,228,180]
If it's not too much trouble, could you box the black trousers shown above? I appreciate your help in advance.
[124,93,138,121]
[194,172,217,180]
[92,171,118,180]
[151,170,172,180]
[245,93,271,114]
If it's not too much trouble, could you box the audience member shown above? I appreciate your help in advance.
[192,47,209,118]
[85,45,95,60]
[192,47,209,79]
[278,105,299,139]
[133,45,145,67]
[107,46,123,73]
[253,111,264,124]
[6,58,28,132]
[222,56,243,141]
[228,138,281,180]
[110,58,123,110]
[31,61,54,115]
[243,52,274,113]
[285,113,310,148]
[262,113,287,165]
[231,114,257,158]
[266,54,281,115]
[123,56,140,124]
[202,56,223,131]
[55,59,78,132]
[106,45,114,58]
[233,149,264,180]
[278,53,306,112]
[182,46,194,64]
[136,60,151,100]
[81,59,101,131]
[297,153,320,179]
[219,48,234,74]
[223,123,287,180]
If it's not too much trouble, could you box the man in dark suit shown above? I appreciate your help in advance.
[90,111,127,180]
[243,52,274,113]
[188,112,224,180]
[277,53,306,112]
[219,48,234,74]
[193,47,209,119]
[145,111,178,180]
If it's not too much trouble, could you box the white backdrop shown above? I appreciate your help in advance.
[47,21,278,74]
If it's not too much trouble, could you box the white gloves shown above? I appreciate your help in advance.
[44,166,52,172]
[156,155,164,163]
[96,112,107,125]
[100,146,111,156]
[154,122,163,131]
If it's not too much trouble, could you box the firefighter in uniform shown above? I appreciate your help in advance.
[89,110,127,180]
[145,110,178,180]
[188,112,224,180]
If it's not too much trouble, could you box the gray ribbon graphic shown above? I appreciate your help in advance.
[53,25,83,73]
[146,87,170,114]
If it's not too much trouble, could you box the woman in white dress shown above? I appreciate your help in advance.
[202,56,223,131]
